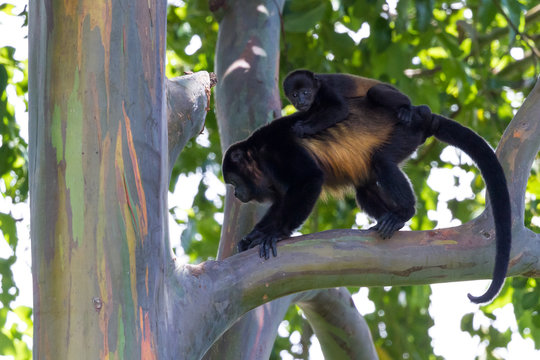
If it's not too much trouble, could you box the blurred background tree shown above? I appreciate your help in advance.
[1,0,539,358]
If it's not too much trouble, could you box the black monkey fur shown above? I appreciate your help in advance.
[222,90,511,304]
[283,69,414,137]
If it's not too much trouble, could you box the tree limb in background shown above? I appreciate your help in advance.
[296,288,378,360]
[205,0,290,358]
[167,71,215,177]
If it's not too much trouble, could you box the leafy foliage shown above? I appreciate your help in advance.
[366,286,440,360]
[165,0,539,357]
[1,2,31,358]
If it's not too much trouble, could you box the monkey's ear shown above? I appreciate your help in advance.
[313,74,321,89]
[230,149,244,163]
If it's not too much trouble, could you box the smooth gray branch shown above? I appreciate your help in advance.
[167,71,215,176]
[297,288,378,360]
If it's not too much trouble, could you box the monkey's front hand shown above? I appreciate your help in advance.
[237,229,264,253]
[237,237,253,253]
[292,121,314,138]
[250,234,280,260]
[238,229,283,259]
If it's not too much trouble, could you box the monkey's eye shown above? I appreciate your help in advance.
[303,90,310,95]
[292,92,298,98]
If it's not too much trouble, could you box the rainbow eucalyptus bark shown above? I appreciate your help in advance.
[28,0,211,358]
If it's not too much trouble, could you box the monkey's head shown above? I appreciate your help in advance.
[222,142,273,203]
[283,70,320,112]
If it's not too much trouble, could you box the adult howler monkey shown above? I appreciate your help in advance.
[222,95,511,304]
[283,70,413,137]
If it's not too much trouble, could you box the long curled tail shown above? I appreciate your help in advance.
[431,114,511,303]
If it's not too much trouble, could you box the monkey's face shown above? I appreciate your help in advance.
[225,173,253,203]
[289,87,315,111]
[222,145,271,203]
[283,70,320,112]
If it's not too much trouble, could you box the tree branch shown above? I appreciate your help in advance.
[496,76,540,223]
[494,52,537,78]
[475,4,540,47]
[202,296,295,360]
[296,288,378,360]
[492,0,540,59]
[167,71,215,177]
[172,215,539,358]
[224,219,538,313]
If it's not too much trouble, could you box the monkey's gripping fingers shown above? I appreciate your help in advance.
[244,233,279,259]
[397,106,413,126]
[259,236,278,260]
[240,229,281,259]
[292,121,308,138]
[238,229,265,253]
[293,121,321,138]
[371,213,405,239]
[238,230,263,252]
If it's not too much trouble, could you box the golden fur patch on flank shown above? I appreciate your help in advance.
[300,101,394,194]
[349,76,380,97]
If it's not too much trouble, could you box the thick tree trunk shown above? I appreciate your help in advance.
[29,0,169,358]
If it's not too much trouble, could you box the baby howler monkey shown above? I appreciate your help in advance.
[222,90,511,304]
[283,69,414,137]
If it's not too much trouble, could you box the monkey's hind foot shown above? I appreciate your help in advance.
[371,213,405,239]
[397,106,413,126]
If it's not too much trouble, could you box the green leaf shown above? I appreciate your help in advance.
[13,306,32,335]
[0,3,15,15]
[0,65,8,93]
[460,313,475,332]
[436,32,462,58]
[501,0,525,42]
[522,292,539,310]
[372,17,392,53]
[395,0,411,32]
[0,331,16,356]
[0,212,18,250]
[283,0,328,33]
[415,0,434,32]
[478,0,498,30]
[532,312,540,328]
[512,277,528,289]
